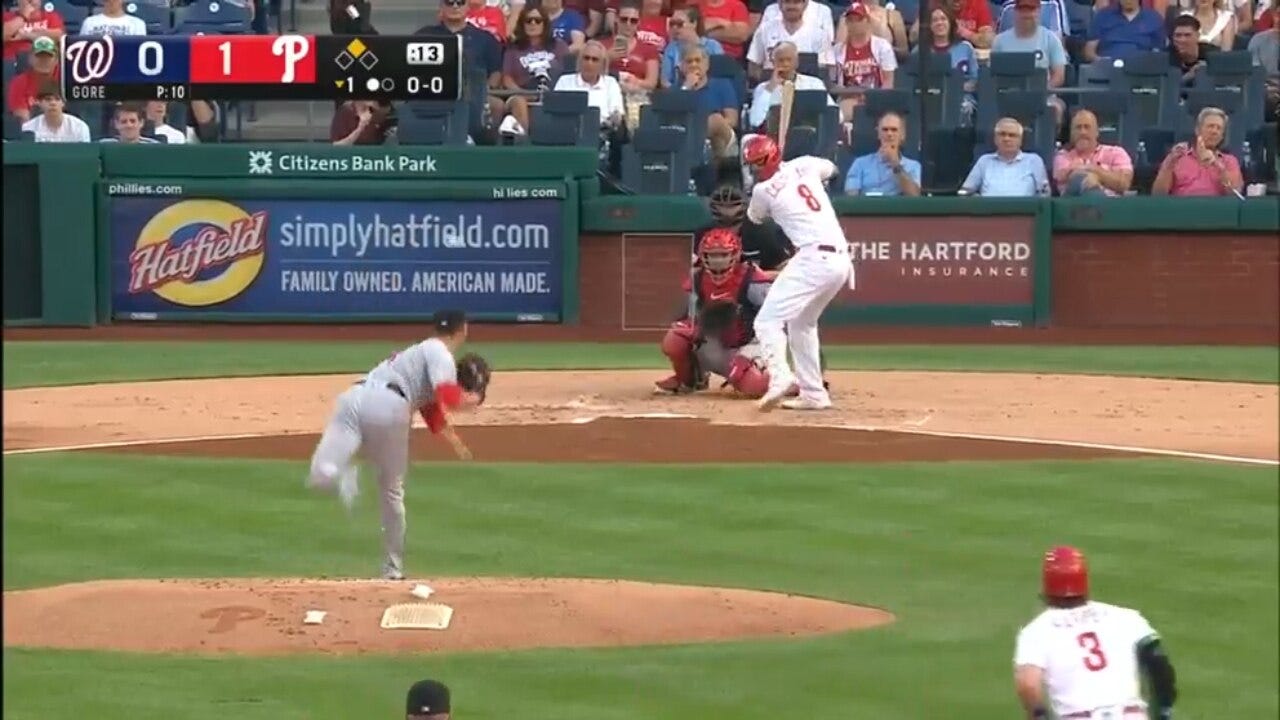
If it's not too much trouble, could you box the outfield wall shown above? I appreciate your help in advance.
[4,144,1276,331]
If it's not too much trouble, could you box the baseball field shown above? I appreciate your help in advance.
[3,339,1278,719]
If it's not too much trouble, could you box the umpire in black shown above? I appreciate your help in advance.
[696,184,794,271]
[406,678,450,719]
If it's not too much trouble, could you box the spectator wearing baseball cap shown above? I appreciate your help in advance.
[405,678,451,719]
[995,0,1067,37]
[6,34,58,122]
[991,0,1067,126]
[3,0,66,64]
[22,80,91,142]
[833,2,898,121]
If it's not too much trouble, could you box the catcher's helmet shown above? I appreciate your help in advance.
[1042,545,1089,599]
[698,227,742,282]
[742,134,782,181]
[708,184,746,226]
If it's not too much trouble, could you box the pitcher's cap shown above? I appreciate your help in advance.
[406,679,451,714]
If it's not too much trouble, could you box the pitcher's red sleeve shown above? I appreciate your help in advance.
[434,382,463,409]
[421,403,447,434]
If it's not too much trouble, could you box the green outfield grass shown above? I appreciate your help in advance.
[4,344,1277,719]
[3,341,1278,387]
[3,453,1277,720]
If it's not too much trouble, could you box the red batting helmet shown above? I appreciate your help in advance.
[699,227,742,282]
[742,134,782,181]
[1042,545,1089,599]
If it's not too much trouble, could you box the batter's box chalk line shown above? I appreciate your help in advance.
[381,603,454,630]
[569,413,702,424]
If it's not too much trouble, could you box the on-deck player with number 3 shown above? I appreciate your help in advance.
[741,134,853,412]
[1014,546,1179,720]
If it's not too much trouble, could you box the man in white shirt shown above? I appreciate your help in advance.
[145,100,187,144]
[1014,546,1178,720]
[742,134,852,411]
[758,0,834,44]
[552,39,625,127]
[748,41,833,131]
[22,82,92,142]
[79,0,147,36]
[747,0,833,80]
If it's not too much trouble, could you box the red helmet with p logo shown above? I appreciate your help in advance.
[742,134,782,181]
[1042,545,1089,599]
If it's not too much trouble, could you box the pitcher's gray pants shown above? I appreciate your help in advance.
[307,383,411,577]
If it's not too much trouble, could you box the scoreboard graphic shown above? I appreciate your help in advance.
[61,34,462,101]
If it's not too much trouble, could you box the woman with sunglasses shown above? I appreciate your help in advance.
[660,7,723,87]
[499,5,570,135]
[604,0,661,95]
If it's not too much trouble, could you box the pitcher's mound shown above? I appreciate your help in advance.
[3,577,894,656]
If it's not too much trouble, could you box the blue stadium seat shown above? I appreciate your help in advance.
[1075,90,1134,150]
[1196,50,1267,133]
[708,54,747,109]
[121,1,172,33]
[796,52,821,78]
[398,101,470,145]
[64,101,103,139]
[46,0,89,32]
[1108,52,1180,132]
[174,0,251,33]
[530,91,602,147]
[1076,59,1112,86]
[640,89,707,163]
[889,0,919,27]
[1065,0,1092,36]
[622,126,693,194]
[899,51,969,129]
[3,114,23,141]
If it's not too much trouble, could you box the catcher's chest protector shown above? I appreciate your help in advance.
[693,266,761,346]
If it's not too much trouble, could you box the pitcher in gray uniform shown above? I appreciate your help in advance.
[306,310,490,580]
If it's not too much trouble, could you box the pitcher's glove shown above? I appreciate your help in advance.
[697,300,739,338]
[456,353,492,404]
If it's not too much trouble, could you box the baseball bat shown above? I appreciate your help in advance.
[777,80,795,159]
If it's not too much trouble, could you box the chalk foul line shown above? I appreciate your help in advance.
[2,422,1274,467]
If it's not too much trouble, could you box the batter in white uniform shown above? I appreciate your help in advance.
[741,134,854,411]
[306,310,489,580]
[1014,546,1179,720]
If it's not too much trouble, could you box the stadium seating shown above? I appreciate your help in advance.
[530,91,602,147]
[398,101,470,145]
[639,89,708,163]
[899,52,969,130]
[622,126,692,193]
[48,0,89,32]
[174,0,251,34]
[120,2,173,33]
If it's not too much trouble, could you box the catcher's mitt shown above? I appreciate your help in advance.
[456,353,491,404]
[697,300,739,337]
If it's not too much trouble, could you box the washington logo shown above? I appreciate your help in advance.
[65,35,115,84]
[128,212,268,294]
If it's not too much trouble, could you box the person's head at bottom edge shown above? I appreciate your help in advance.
[406,678,451,719]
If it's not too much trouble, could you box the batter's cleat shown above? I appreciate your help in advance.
[781,397,833,411]
[381,561,405,581]
[653,375,708,395]
[337,466,359,510]
[757,375,796,412]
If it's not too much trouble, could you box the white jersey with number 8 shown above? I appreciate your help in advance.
[1014,600,1157,717]
[746,156,845,251]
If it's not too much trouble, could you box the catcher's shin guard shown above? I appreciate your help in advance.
[658,321,706,391]
[726,354,770,397]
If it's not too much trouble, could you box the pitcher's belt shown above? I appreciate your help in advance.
[354,380,407,400]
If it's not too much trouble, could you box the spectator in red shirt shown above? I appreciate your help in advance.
[466,0,508,42]
[7,34,58,122]
[4,0,64,64]
[699,0,751,58]
[913,0,994,48]
[635,0,671,49]
[606,0,661,92]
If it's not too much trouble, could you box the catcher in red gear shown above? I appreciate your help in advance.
[655,227,789,398]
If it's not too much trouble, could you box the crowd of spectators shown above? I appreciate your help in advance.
[3,0,1277,198]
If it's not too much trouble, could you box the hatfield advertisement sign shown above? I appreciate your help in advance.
[836,216,1036,305]
[110,197,564,320]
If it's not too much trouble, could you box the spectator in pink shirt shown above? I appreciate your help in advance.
[1152,106,1244,197]
[1052,109,1133,195]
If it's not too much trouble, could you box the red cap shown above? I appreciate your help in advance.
[1042,545,1089,599]
[845,2,869,18]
